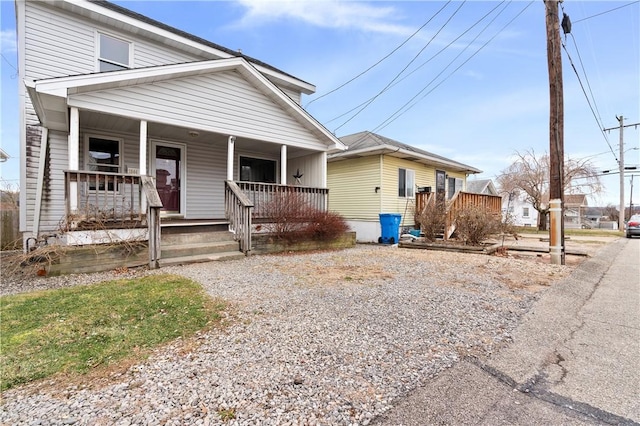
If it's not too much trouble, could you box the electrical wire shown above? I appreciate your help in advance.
[333,1,467,133]
[324,0,508,125]
[304,0,452,109]
[561,37,619,163]
[372,1,533,134]
[573,1,639,24]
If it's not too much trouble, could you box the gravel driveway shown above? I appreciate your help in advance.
[1,244,575,425]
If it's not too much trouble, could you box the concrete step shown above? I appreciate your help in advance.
[161,228,234,245]
[161,240,240,259]
[158,251,245,267]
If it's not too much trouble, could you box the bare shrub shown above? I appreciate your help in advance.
[416,200,446,242]
[454,204,502,246]
[260,191,349,244]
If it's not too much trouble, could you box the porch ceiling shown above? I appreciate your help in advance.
[80,110,313,157]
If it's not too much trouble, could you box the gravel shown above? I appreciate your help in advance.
[0,245,571,425]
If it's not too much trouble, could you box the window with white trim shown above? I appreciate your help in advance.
[98,33,131,71]
[398,168,415,198]
[522,207,530,218]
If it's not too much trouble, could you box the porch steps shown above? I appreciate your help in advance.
[159,221,244,266]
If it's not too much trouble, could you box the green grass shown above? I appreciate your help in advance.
[0,274,226,391]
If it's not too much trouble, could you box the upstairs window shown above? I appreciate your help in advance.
[98,33,131,71]
[398,168,415,198]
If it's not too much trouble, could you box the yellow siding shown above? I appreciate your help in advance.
[328,156,380,220]
[381,156,468,224]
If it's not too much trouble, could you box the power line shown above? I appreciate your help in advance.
[333,1,467,132]
[373,1,533,134]
[325,0,508,125]
[560,37,618,163]
[573,1,639,24]
[304,1,452,109]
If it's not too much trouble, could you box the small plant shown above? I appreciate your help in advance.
[218,407,236,421]
[416,199,447,242]
[454,204,502,245]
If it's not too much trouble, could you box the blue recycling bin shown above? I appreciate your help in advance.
[379,213,401,244]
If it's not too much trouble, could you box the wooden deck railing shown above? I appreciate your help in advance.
[415,191,503,240]
[236,182,329,219]
[225,180,254,254]
[64,170,145,230]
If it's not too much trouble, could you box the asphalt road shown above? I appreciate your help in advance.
[373,237,640,425]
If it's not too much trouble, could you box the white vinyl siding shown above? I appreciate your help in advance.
[288,152,326,188]
[68,71,325,150]
[36,130,70,233]
[328,156,381,220]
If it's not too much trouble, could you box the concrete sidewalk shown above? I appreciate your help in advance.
[374,238,639,425]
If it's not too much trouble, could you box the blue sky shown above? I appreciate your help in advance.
[1,0,639,207]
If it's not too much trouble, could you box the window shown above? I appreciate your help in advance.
[523,207,530,218]
[239,157,276,183]
[98,33,131,71]
[86,136,121,190]
[398,168,415,198]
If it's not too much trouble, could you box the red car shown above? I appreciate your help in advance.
[626,214,640,238]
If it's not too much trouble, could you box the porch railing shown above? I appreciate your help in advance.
[224,180,254,254]
[236,181,329,219]
[415,191,503,240]
[64,170,145,230]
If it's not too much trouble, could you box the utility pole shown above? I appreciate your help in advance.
[618,115,625,229]
[545,0,565,265]
[604,117,640,230]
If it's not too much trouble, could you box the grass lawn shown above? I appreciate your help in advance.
[0,274,226,391]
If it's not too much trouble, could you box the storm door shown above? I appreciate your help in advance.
[153,142,184,214]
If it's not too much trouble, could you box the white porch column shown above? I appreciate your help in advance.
[281,145,287,185]
[139,120,148,213]
[227,136,235,181]
[68,107,79,212]
[320,151,327,187]
[139,120,147,175]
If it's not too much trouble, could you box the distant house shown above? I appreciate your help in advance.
[0,148,9,163]
[327,131,481,242]
[502,193,539,227]
[466,179,499,196]
[16,0,345,263]
[564,194,588,228]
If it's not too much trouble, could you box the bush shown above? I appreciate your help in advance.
[416,200,447,242]
[454,204,502,245]
[260,191,349,244]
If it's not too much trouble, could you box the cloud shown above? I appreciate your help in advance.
[234,0,412,35]
[1,29,17,53]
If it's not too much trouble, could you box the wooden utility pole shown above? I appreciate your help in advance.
[545,0,565,265]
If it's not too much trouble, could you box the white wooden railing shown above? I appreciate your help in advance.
[224,180,254,254]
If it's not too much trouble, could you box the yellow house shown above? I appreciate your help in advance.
[328,131,481,242]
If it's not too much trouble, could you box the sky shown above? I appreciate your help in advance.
[1,0,639,208]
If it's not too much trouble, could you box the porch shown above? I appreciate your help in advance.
[415,191,503,240]
[62,170,330,268]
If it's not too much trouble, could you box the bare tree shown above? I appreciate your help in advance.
[496,149,602,231]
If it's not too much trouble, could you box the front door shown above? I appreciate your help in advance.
[154,143,183,214]
[436,170,446,204]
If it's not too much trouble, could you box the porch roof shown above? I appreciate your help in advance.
[25,57,346,152]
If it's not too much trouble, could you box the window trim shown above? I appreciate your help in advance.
[398,168,415,198]
[522,207,530,218]
[95,31,133,72]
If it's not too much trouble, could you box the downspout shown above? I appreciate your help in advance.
[32,127,49,241]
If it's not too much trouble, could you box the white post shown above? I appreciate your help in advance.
[139,120,148,213]
[68,107,79,212]
[281,145,287,185]
[139,120,147,175]
[227,135,235,181]
[549,199,563,265]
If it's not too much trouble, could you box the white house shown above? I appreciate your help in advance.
[502,192,539,227]
[16,0,345,258]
